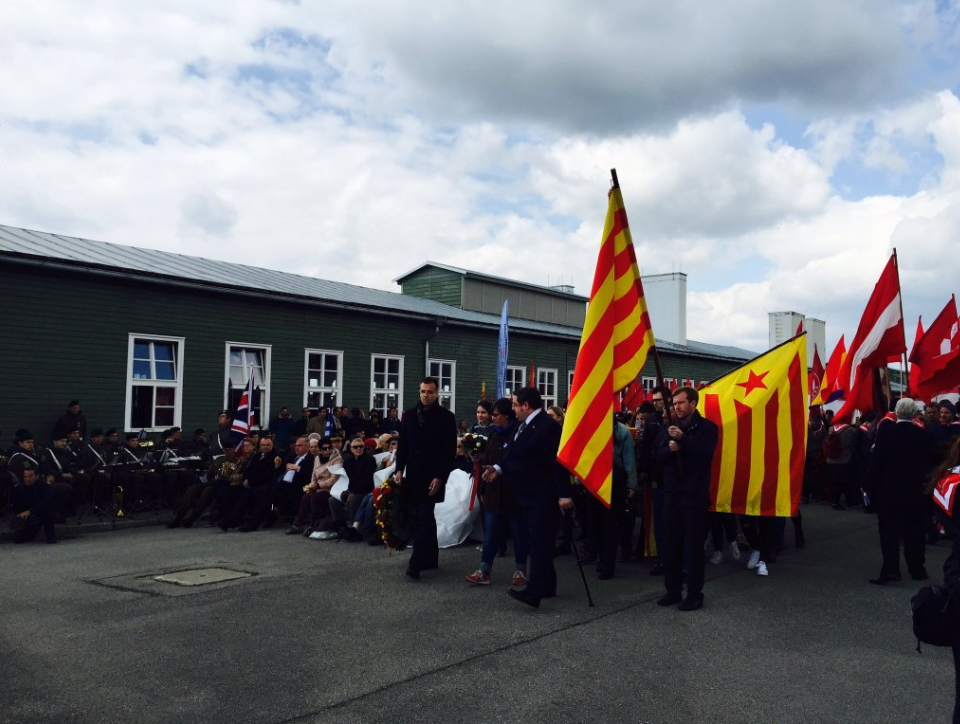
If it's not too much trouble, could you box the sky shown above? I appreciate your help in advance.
[3,1,960,354]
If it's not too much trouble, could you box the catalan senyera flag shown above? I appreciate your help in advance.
[702,335,808,517]
[558,182,655,506]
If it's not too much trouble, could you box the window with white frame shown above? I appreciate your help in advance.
[641,376,657,392]
[371,354,403,412]
[567,370,575,401]
[126,335,184,431]
[428,359,456,412]
[504,366,525,397]
[537,368,558,408]
[304,349,343,410]
[225,344,270,424]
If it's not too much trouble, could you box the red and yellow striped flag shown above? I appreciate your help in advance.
[558,183,655,506]
[701,335,808,517]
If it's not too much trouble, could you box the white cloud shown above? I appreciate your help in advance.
[1,0,960,357]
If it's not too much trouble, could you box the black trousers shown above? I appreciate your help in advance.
[876,502,925,576]
[408,501,439,572]
[587,493,623,576]
[518,493,558,597]
[10,511,56,543]
[663,500,707,598]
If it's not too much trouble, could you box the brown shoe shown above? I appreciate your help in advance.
[465,569,491,585]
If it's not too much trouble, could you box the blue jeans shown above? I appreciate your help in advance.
[480,511,528,573]
[354,493,376,532]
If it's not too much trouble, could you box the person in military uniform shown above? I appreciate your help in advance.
[80,428,111,509]
[102,429,121,462]
[112,433,163,512]
[168,441,238,528]
[53,399,87,440]
[10,463,57,544]
[9,430,70,521]
[210,412,234,455]
[41,431,91,514]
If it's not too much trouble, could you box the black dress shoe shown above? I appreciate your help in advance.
[912,569,930,581]
[868,573,903,585]
[508,588,541,608]
[405,567,421,580]
[679,595,703,612]
[166,518,182,529]
[598,571,614,580]
[580,551,598,564]
[656,592,683,607]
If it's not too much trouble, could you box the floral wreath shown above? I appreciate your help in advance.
[461,432,488,457]
[374,473,412,551]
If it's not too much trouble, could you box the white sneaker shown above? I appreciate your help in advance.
[747,550,761,569]
[756,561,769,576]
[310,530,338,540]
[708,551,723,565]
[728,542,741,561]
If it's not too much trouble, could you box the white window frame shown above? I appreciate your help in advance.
[371,354,404,412]
[537,368,559,409]
[125,333,185,432]
[505,365,526,397]
[428,358,457,413]
[641,376,658,392]
[224,342,272,423]
[304,348,344,410]
[567,370,575,401]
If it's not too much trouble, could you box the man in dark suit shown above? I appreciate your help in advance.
[483,386,573,608]
[395,377,458,579]
[655,386,719,612]
[867,397,939,584]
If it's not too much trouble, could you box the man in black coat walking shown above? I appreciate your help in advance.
[395,377,458,579]
[483,386,573,607]
[655,386,719,611]
[867,398,939,584]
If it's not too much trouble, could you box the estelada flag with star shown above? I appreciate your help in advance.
[701,334,808,517]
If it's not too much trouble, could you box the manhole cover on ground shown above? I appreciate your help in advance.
[153,568,253,586]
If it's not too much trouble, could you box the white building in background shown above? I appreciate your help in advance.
[643,272,687,346]
[769,311,825,367]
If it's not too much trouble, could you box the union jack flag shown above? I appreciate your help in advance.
[231,371,256,437]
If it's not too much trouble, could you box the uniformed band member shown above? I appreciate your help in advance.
[42,431,91,512]
[10,463,57,544]
[111,433,162,511]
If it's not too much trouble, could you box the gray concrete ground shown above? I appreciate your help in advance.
[0,503,954,724]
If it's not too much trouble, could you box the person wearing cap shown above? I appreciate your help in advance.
[41,431,90,515]
[210,411,233,455]
[102,429,121,462]
[53,399,88,440]
[112,433,162,511]
[10,463,57,544]
[82,429,111,506]
[8,429,41,482]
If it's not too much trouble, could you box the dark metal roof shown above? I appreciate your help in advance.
[0,223,756,361]
[394,261,590,302]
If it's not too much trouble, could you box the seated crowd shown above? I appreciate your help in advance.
[8,392,956,595]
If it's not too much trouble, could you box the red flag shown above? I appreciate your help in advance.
[833,254,906,424]
[816,335,846,405]
[620,379,645,410]
[529,361,536,388]
[809,345,824,404]
[911,296,959,384]
[908,317,924,397]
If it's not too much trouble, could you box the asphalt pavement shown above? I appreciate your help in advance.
[0,503,953,724]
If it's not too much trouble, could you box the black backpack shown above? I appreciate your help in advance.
[911,585,960,652]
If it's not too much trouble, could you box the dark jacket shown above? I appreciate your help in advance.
[478,422,515,514]
[53,411,87,439]
[395,403,458,503]
[497,410,572,505]
[342,453,377,497]
[655,411,719,509]
[245,452,278,489]
[11,479,55,517]
[868,420,938,507]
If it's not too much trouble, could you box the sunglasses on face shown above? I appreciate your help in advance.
[350,445,364,450]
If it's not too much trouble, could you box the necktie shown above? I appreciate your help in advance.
[515,421,527,440]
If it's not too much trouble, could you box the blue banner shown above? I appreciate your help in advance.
[496,299,509,399]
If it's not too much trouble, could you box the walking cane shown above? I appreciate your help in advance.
[573,541,596,607]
